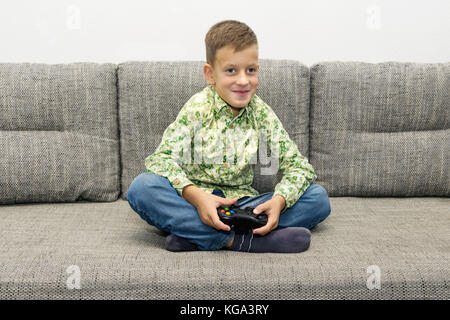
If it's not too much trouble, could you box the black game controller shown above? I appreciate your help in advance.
[218,205,268,234]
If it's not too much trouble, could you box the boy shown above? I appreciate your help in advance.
[127,20,331,253]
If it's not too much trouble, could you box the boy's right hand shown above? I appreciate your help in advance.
[196,193,237,232]
[182,185,237,231]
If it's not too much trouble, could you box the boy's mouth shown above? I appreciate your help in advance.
[233,90,250,97]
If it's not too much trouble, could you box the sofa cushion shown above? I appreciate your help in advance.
[310,62,450,196]
[0,198,448,299]
[118,60,310,199]
[0,63,120,204]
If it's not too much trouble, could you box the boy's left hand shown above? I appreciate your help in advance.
[252,195,286,236]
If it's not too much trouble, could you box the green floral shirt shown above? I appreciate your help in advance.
[145,85,317,209]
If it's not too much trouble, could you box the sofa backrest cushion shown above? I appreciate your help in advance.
[118,60,310,199]
[310,62,449,196]
[0,63,120,204]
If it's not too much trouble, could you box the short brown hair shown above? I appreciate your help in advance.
[205,20,258,67]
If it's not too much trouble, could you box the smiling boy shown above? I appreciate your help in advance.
[127,20,331,253]
[204,42,258,117]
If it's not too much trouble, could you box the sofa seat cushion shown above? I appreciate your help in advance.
[0,198,448,299]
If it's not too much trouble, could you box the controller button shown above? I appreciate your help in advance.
[226,212,231,215]
[230,210,235,214]
[220,209,225,213]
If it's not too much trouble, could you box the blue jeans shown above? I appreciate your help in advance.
[127,173,331,251]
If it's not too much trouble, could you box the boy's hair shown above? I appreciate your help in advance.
[205,20,258,67]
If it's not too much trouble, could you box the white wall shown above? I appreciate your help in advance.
[0,0,449,66]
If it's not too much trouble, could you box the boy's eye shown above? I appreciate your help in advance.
[225,68,257,73]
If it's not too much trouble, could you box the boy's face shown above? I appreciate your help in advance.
[204,44,259,115]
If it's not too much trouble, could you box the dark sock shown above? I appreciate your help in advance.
[165,234,198,252]
[230,227,311,253]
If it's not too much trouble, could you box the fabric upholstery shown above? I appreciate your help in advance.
[309,62,450,196]
[0,63,120,204]
[0,198,448,299]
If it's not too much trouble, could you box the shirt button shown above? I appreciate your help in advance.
[229,123,234,129]
[173,178,180,185]
[223,162,228,168]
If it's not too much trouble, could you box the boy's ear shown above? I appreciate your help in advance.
[203,63,216,86]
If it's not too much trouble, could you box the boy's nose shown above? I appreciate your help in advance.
[236,72,249,85]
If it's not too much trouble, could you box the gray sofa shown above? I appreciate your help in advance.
[0,60,448,300]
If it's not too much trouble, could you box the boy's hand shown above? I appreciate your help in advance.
[252,195,286,236]
[197,193,237,232]
[182,185,237,231]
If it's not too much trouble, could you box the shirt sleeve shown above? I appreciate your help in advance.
[263,107,317,210]
[144,103,195,196]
